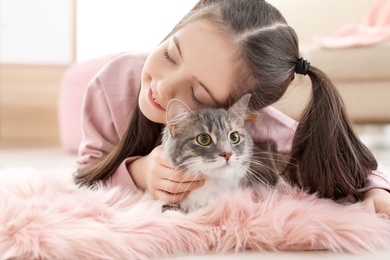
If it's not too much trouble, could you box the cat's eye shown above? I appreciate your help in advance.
[196,133,212,146]
[229,131,240,144]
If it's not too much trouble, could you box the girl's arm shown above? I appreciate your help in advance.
[248,106,297,154]
[363,188,390,216]
[360,169,390,192]
[361,168,390,215]
[77,52,148,190]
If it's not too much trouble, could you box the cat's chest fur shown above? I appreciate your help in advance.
[179,168,245,212]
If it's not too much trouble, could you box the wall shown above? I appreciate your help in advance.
[0,0,74,147]
[269,0,372,44]
[77,0,198,61]
[76,0,373,60]
[0,0,73,64]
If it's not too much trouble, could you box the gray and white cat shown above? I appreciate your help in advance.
[162,94,256,213]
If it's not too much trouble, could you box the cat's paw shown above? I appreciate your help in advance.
[162,208,187,217]
[162,204,187,216]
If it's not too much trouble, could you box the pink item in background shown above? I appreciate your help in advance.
[316,0,390,48]
[58,53,122,153]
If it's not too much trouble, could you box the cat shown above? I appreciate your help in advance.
[162,94,277,213]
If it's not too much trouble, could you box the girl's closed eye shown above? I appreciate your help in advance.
[163,47,203,106]
[164,50,176,65]
[191,87,203,105]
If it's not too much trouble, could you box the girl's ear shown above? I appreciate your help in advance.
[228,93,254,122]
[166,99,193,134]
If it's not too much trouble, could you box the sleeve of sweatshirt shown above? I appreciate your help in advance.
[360,168,390,193]
[250,106,390,193]
[77,52,148,190]
[248,106,297,154]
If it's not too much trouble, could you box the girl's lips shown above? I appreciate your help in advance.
[149,89,165,111]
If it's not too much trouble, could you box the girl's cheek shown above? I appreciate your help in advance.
[146,55,164,77]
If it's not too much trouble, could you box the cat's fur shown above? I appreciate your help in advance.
[162,94,259,212]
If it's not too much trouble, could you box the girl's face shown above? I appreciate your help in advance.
[139,19,238,124]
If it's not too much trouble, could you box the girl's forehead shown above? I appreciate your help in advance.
[173,20,239,106]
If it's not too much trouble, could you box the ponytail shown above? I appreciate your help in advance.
[285,65,378,199]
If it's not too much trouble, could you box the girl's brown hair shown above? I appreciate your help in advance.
[75,0,377,200]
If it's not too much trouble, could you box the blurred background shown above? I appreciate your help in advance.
[0,0,197,148]
[0,0,389,167]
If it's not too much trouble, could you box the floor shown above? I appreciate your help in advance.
[0,124,390,259]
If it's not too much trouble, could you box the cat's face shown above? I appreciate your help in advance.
[162,94,253,179]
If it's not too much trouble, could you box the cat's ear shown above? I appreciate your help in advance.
[166,99,193,134]
[228,93,256,123]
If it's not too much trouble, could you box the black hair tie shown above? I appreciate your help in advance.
[295,58,310,75]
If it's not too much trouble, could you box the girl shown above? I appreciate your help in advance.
[73,0,390,215]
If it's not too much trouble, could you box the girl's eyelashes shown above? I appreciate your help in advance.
[164,50,176,65]
[163,48,203,106]
[191,87,203,105]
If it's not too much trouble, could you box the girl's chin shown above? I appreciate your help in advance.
[147,114,165,124]
[141,106,165,124]
[139,88,166,124]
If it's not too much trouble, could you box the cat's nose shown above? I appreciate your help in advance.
[220,152,231,161]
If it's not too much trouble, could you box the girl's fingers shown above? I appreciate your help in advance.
[154,189,190,204]
[158,178,204,194]
[160,169,205,183]
[180,174,205,182]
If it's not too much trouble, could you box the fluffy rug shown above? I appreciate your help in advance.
[1,167,390,259]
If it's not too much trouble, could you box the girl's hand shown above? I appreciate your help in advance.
[129,145,204,204]
[363,188,390,217]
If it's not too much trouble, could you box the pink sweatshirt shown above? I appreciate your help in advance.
[77,52,390,194]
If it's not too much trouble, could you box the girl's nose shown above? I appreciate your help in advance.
[157,80,175,99]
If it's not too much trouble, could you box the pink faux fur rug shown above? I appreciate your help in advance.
[1,167,390,259]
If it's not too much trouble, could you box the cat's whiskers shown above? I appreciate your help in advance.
[246,158,280,173]
[247,169,270,188]
[240,165,269,187]
[241,163,275,187]
[236,150,283,185]
[178,159,216,175]
[251,150,296,166]
[164,161,206,198]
